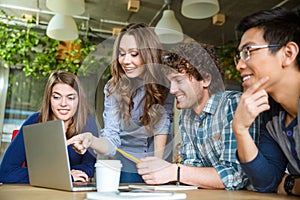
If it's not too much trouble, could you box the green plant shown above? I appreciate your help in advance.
[217,41,241,83]
[0,10,96,79]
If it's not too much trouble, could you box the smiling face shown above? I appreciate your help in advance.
[50,83,78,124]
[118,34,145,79]
[167,70,210,115]
[236,27,283,92]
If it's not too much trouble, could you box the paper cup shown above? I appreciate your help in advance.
[95,160,122,192]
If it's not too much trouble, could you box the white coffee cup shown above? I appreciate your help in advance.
[95,160,122,192]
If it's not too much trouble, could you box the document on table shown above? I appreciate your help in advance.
[128,184,198,191]
[86,191,187,200]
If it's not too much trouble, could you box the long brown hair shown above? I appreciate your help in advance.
[107,23,169,130]
[39,71,90,139]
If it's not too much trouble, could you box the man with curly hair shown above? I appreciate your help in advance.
[137,42,260,190]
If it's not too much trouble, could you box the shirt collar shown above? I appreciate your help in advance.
[187,91,222,117]
[202,92,223,115]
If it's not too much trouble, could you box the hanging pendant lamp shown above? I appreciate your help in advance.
[155,10,183,44]
[46,14,78,41]
[181,0,220,19]
[154,0,183,44]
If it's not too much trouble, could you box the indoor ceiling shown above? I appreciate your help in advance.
[0,0,300,47]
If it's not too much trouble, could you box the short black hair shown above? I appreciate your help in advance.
[236,7,300,69]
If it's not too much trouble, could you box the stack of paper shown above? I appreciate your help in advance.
[86,191,187,200]
[128,184,198,191]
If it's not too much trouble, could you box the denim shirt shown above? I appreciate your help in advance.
[100,84,174,173]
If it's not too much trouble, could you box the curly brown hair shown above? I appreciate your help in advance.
[163,42,225,94]
[107,23,169,131]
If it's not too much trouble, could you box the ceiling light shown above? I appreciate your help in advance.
[181,0,220,19]
[46,0,85,15]
[154,0,183,44]
[46,14,78,41]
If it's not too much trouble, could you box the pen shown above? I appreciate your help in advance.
[116,148,141,163]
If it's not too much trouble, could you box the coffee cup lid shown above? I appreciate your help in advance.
[95,160,122,168]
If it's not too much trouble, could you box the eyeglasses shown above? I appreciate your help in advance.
[234,44,282,66]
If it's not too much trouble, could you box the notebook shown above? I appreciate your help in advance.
[23,120,96,192]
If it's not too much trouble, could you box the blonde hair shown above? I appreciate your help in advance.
[107,23,169,131]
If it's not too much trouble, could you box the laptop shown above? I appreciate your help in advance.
[23,120,96,191]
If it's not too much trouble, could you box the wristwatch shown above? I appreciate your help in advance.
[284,174,299,195]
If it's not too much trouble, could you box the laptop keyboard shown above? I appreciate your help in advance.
[73,182,96,188]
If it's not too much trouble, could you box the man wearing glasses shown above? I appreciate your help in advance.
[232,7,300,196]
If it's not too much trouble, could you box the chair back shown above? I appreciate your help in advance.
[11,130,26,168]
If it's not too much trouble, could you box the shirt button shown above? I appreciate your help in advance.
[286,131,293,137]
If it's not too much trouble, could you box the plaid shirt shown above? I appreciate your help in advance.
[179,91,259,190]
